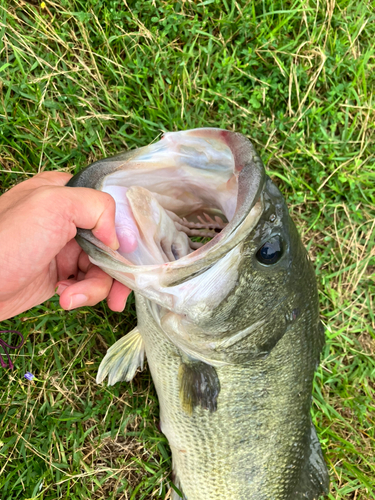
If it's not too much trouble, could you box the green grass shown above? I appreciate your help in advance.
[0,0,374,498]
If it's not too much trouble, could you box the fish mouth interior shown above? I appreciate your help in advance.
[98,131,239,266]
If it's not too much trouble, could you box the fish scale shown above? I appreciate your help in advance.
[136,294,321,499]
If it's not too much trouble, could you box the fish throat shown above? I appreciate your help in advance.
[101,174,231,264]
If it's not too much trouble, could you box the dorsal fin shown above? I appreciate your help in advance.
[96,327,145,385]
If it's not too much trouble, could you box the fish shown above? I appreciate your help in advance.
[67,128,329,499]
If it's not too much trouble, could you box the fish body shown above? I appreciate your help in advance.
[67,129,329,499]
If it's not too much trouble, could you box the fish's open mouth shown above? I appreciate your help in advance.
[69,128,265,295]
[98,130,238,266]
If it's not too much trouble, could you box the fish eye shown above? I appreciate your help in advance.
[256,236,283,265]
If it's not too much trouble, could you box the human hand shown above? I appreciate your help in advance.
[0,172,132,321]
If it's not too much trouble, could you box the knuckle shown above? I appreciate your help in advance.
[101,191,116,211]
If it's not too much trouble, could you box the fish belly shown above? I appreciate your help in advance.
[136,295,326,500]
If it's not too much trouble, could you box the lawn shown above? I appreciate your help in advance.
[0,0,374,499]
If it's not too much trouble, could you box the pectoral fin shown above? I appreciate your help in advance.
[178,360,220,414]
[96,327,145,385]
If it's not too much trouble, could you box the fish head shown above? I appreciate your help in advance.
[68,128,317,365]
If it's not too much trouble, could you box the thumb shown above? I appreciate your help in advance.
[59,186,120,250]
[34,172,120,250]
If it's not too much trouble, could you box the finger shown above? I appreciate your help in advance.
[58,186,120,250]
[102,185,139,253]
[16,172,73,192]
[33,172,73,187]
[55,240,82,282]
[77,251,91,274]
[1,182,120,280]
[107,280,132,312]
[57,265,113,310]
[56,278,78,296]
[77,270,86,281]
[76,253,131,311]
[0,172,73,210]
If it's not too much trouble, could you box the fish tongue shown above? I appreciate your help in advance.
[124,186,193,264]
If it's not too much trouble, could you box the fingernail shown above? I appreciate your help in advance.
[107,295,126,313]
[56,284,68,295]
[115,298,126,313]
[111,233,120,251]
[93,229,119,251]
[112,233,120,250]
[68,294,88,309]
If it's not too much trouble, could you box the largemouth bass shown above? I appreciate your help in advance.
[67,128,329,499]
